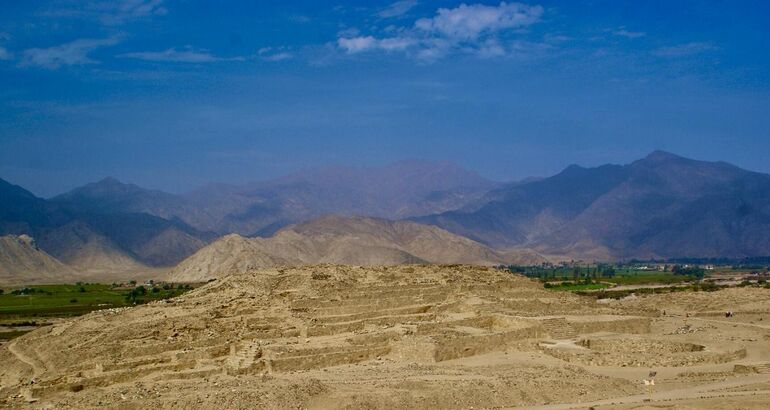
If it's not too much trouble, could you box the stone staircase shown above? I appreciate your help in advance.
[226,340,265,374]
[540,317,577,340]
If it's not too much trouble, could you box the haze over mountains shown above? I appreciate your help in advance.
[52,160,498,236]
[418,151,770,260]
[2,152,770,282]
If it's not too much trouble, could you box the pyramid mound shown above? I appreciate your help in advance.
[168,216,545,282]
[0,234,75,284]
[3,265,768,408]
[0,265,651,408]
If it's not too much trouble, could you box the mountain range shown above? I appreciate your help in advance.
[418,151,770,259]
[50,160,498,237]
[2,152,770,283]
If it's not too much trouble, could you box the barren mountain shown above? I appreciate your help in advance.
[36,221,147,273]
[54,161,499,236]
[0,234,75,285]
[0,177,213,275]
[169,216,544,282]
[417,151,770,260]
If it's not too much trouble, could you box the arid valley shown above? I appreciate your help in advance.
[3,1,770,408]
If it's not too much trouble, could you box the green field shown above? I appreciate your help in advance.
[508,265,699,288]
[0,283,193,321]
[544,282,610,291]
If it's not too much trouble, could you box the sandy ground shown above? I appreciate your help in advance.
[0,264,768,409]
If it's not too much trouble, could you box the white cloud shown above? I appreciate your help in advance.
[653,42,715,57]
[612,27,645,39]
[379,0,419,18]
[120,47,242,63]
[46,0,167,25]
[337,2,544,61]
[338,35,419,54]
[415,2,543,40]
[476,39,506,58]
[258,47,293,62]
[338,36,378,54]
[0,47,11,61]
[20,37,120,69]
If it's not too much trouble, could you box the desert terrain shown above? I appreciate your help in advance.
[1,264,769,409]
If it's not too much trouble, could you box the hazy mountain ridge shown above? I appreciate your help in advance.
[4,152,770,280]
[201,160,501,235]
[418,151,770,259]
[0,178,213,273]
[52,160,501,237]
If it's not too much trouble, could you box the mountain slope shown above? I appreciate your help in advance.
[418,151,770,260]
[0,177,212,275]
[168,216,545,282]
[36,221,147,273]
[193,160,501,235]
[0,235,75,284]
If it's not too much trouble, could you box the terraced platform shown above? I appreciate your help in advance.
[1,265,768,409]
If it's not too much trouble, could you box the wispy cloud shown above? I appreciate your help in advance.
[120,47,244,63]
[415,2,542,40]
[379,0,419,18]
[653,42,716,57]
[612,27,645,39]
[45,0,167,25]
[0,47,11,61]
[19,37,120,69]
[338,2,544,61]
[258,47,293,62]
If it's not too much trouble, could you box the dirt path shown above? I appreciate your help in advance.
[516,373,770,409]
[692,317,770,330]
[7,338,44,380]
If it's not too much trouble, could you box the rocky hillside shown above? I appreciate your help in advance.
[417,151,770,260]
[168,216,545,282]
[0,235,75,285]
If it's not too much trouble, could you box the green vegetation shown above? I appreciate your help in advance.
[543,282,609,291]
[0,283,194,321]
[575,282,729,300]
[507,264,697,286]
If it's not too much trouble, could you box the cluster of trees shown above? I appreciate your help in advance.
[7,287,51,296]
[124,283,193,304]
[507,264,617,281]
[671,265,706,279]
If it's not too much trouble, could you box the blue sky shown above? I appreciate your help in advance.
[1,0,769,196]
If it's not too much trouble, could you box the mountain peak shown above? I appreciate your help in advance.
[643,150,684,162]
[95,176,124,186]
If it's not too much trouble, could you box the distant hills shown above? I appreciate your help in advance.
[0,177,213,275]
[50,160,499,237]
[168,216,545,282]
[417,151,770,260]
[0,161,502,281]
[3,153,770,283]
[0,234,75,285]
